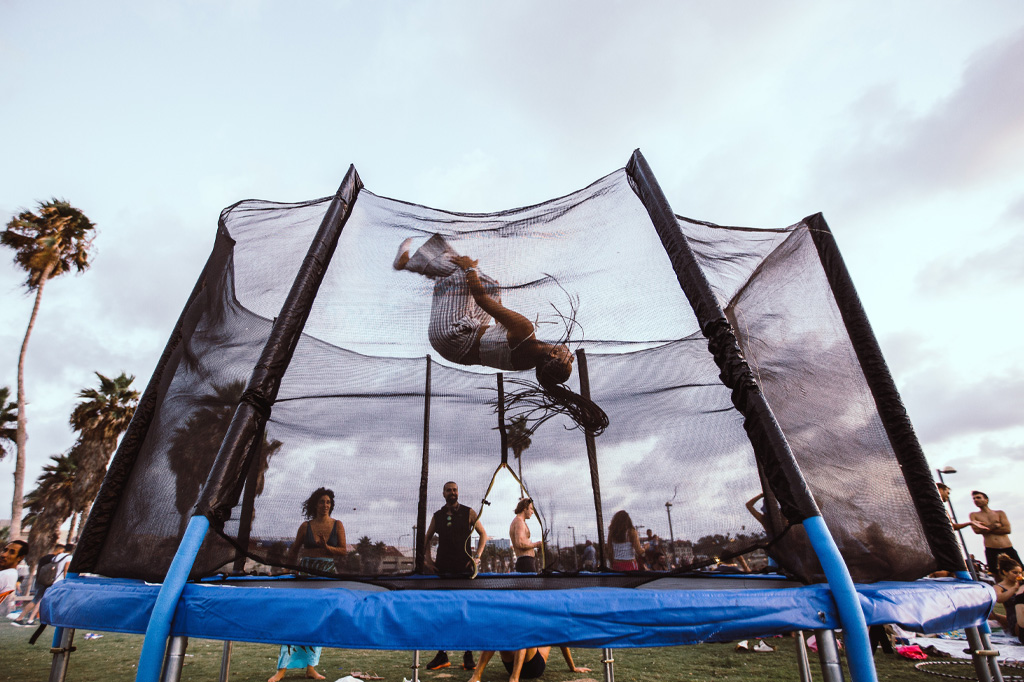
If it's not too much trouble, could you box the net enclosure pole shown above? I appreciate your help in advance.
[135,515,210,682]
[196,165,363,524]
[625,149,877,682]
[804,213,965,574]
[416,355,432,573]
[135,167,363,682]
[576,349,606,569]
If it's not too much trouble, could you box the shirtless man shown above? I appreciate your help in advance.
[511,498,542,573]
[969,490,1022,573]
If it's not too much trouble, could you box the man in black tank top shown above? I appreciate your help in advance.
[421,481,489,670]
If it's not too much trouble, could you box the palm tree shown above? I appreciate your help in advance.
[1,199,95,539]
[23,453,77,574]
[505,415,532,497]
[167,380,283,536]
[0,386,16,461]
[68,372,139,530]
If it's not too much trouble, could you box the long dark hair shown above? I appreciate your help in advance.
[501,288,609,435]
[608,510,634,543]
[301,487,335,520]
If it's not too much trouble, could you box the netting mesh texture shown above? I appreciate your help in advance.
[88,168,936,584]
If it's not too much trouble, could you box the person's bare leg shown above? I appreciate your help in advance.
[268,668,286,682]
[305,665,325,680]
[509,648,540,682]
[467,651,496,682]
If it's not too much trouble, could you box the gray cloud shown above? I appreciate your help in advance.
[810,27,1024,208]
[901,370,1024,443]
[914,230,1024,295]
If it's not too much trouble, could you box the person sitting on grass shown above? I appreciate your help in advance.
[467,647,590,682]
[992,555,1023,630]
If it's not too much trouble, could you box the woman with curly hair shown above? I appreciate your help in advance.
[607,510,644,572]
[269,488,347,682]
[394,234,607,435]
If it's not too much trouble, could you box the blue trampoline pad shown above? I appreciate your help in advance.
[41,575,992,650]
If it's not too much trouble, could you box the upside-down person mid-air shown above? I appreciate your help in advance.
[394,234,607,434]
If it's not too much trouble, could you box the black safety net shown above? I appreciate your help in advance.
[73,152,960,585]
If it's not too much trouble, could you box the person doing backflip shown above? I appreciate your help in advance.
[394,235,607,434]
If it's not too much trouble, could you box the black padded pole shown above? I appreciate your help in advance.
[233,420,267,572]
[805,213,965,572]
[497,373,509,465]
[625,149,819,525]
[196,166,363,525]
[415,354,432,574]
[72,245,219,574]
[576,349,606,569]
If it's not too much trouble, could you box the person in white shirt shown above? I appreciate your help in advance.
[0,540,30,605]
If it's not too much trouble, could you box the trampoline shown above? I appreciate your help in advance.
[41,150,999,682]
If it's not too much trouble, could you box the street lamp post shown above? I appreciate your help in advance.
[665,502,675,564]
[937,466,979,581]
[568,526,578,570]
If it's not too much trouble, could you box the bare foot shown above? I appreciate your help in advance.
[268,671,286,682]
[306,666,326,680]
[393,237,414,270]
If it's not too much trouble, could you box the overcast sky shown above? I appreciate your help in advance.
[1,1,1022,562]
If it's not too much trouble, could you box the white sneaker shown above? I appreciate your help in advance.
[753,640,775,652]
[393,237,414,270]
[734,640,749,651]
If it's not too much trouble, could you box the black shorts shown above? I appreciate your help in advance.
[515,556,537,573]
[503,652,546,679]
[986,547,1022,574]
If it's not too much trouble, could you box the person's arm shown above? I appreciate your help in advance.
[287,523,307,565]
[559,647,591,673]
[989,512,1011,535]
[745,494,766,526]
[629,529,644,561]
[451,256,536,345]
[969,512,989,535]
[996,583,1019,604]
[317,520,347,555]
[470,509,488,562]
[422,516,437,567]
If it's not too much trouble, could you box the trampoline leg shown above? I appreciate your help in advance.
[219,641,233,682]
[977,627,1005,682]
[411,651,420,682]
[814,630,844,682]
[964,626,996,682]
[160,636,188,682]
[602,647,615,682]
[795,631,813,682]
[47,627,76,682]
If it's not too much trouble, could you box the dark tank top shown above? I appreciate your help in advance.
[303,520,341,549]
[433,504,473,575]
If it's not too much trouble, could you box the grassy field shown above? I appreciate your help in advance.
[1,624,939,682]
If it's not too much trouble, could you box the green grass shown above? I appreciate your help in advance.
[1,625,933,682]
